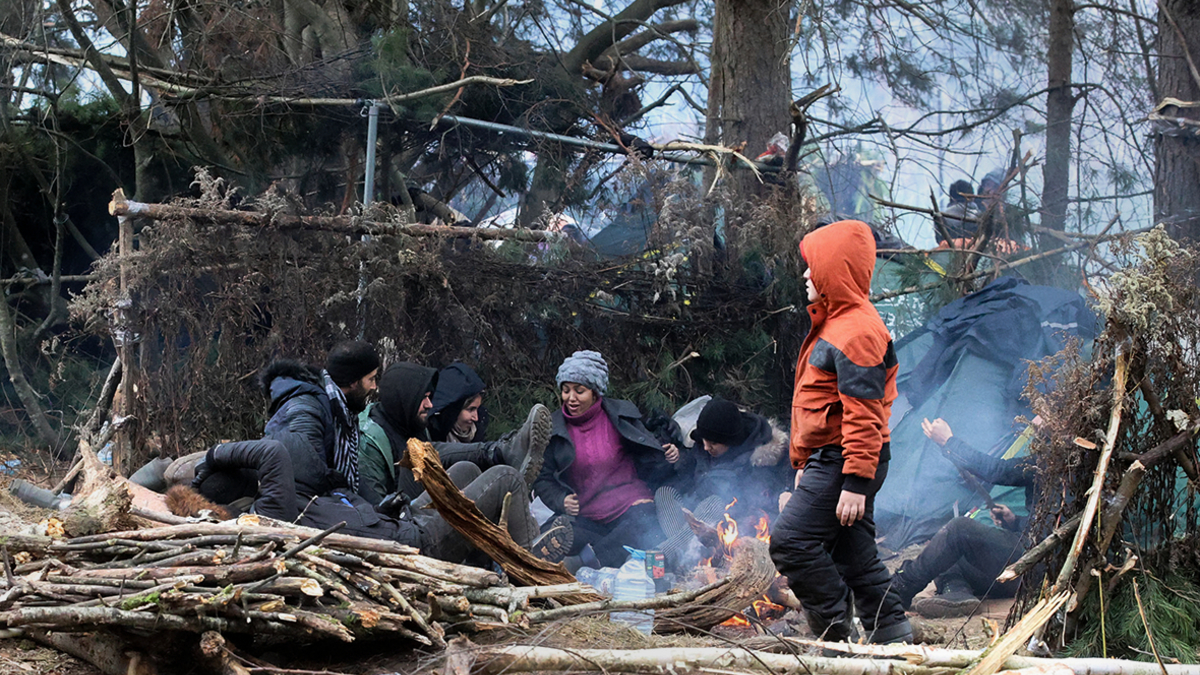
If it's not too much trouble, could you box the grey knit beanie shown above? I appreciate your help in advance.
[556,350,609,395]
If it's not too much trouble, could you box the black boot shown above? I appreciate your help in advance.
[912,576,981,618]
[890,560,929,611]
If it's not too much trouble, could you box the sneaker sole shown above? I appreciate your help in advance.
[521,404,552,487]
[532,518,573,562]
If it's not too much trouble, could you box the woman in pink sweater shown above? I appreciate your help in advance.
[532,351,679,567]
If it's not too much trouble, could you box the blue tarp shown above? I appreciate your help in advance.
[875,277,1100,548]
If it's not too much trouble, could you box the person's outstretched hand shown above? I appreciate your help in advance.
[922,417,954,447]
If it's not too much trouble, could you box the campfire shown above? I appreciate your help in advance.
[691,499,789,628]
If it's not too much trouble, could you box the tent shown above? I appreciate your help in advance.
[874,276,1099,548]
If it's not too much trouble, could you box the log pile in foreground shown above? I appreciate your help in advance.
[0,516,592,648]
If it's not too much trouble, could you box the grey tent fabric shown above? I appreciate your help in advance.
[875,277,1098,548]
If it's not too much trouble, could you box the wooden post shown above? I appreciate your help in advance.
[115,208,135,475]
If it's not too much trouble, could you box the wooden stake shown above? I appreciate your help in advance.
[1052,345,1129,596]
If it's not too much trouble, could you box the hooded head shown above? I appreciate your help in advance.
[376,362,438,437]
[428,363,488,441]
[979,169,1006,195]
[799,220,876,313]
[948,179,974,205]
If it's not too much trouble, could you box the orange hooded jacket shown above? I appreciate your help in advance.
[791,220,897,494]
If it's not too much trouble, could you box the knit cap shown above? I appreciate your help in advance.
[325,341,380,387]
[691,398,751,446]
[555,350,609,395]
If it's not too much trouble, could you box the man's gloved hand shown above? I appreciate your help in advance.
[376,492,407,518]
[191,457,213,490]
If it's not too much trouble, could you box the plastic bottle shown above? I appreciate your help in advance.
[612,546,655,635]
[97,443,113,466]
[576,566,619,597]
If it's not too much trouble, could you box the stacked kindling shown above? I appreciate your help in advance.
[0,518,590,647]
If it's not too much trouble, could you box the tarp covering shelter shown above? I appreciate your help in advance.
[875,276,1100,548]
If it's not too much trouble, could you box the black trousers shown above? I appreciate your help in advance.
[569,502,665,568]
[908,517,1023,598]
[769,446,906,639]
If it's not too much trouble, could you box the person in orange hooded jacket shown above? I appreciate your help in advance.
[768,219,912,645]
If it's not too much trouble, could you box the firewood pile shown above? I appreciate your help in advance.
[0,516,593,648]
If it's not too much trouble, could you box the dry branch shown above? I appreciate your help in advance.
[108,189,562,241]
[1051,346,1128,596]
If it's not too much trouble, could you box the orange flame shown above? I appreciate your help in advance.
[720,613,751,627]
[755,514,770,543]
[718,513,738,548]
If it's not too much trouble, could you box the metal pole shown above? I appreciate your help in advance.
[363,101,381,204]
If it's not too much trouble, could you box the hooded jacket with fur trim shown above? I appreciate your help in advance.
[677,411,792,519]
[792,220,897,493]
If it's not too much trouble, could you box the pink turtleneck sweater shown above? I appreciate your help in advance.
[564,399,653,523]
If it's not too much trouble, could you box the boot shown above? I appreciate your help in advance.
[890,560,929,611]
[531,516,574,562]
[502,404,552,486]
[912,577,981,618]
[867,617,913,644]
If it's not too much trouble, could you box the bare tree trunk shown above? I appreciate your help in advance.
[703,0,790,223]
[0,297,61,449]
[1154,0,1200,239]
[1041,0,1075,234]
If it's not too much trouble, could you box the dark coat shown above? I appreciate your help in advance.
[676,412,793,519]
[534,398,673,515]
[427,363,489,443]
[259,360,337,496]
[943,436,1036,532]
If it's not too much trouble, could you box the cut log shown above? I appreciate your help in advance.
[470,643,1200,675]
[654,537,776,632]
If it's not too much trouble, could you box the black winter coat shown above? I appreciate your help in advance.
[533,398,673,515]
[943,436,1036,532]
[674,412,793,520]
[259,360,337,496]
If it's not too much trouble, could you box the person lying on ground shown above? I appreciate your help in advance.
[427,362,490,443]
[890,417,1037,618]
[357,362,550,508]
[769,219,912,646]
[533,350,678,568]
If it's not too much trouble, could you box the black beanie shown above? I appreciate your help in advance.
[691,399,751,447]
[325,340,380,387]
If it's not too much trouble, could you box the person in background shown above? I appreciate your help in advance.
[533,350,678,568]
[938,179,977,248]
[890,417,1036,617]
[769,220,912,645]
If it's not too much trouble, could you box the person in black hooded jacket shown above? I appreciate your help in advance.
[357,362,550,508]
[674,398,793,519]
[427,363,489,443]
